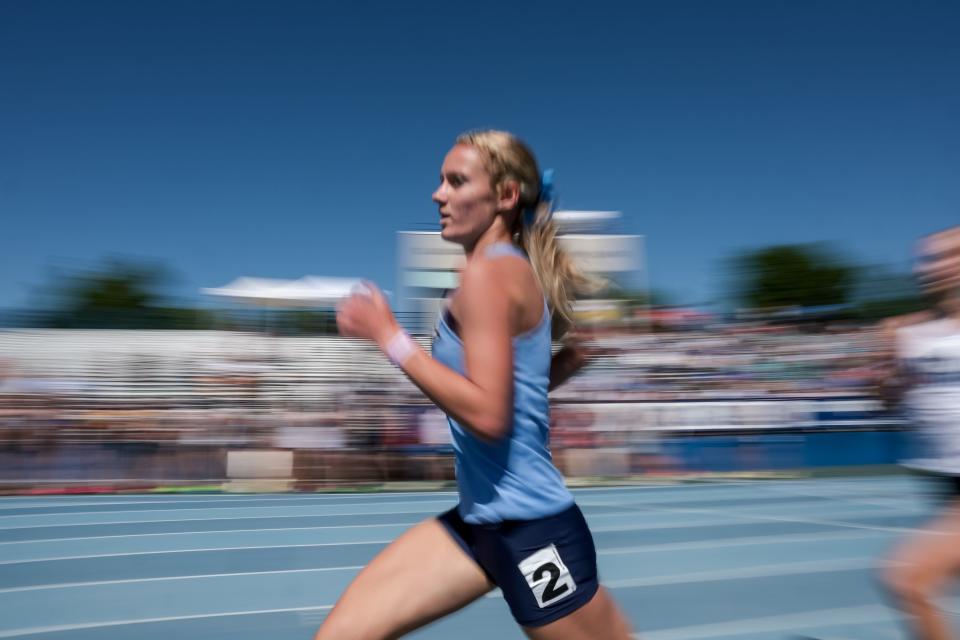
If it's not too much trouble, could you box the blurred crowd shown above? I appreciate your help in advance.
[0,319,892,489]
[556,321,882,401]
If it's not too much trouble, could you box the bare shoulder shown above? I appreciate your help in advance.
[460,256,507,294]
[459,251,541,329]
[455,258,514,318]
[461,252,535,295]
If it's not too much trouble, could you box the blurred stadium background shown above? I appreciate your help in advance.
[0,214,922,495]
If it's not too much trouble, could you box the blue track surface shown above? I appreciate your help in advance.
[1,476,958,639]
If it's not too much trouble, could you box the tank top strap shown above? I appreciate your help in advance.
[483,243,527,260]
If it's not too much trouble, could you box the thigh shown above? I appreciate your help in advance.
[887,501,960,589]
[523,587,633,640]
[315,518,494,640]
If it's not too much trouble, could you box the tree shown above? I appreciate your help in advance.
[39,258,211,329]
[851,266,926,321]
[734,244,857,310]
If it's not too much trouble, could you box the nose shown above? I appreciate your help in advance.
[432,182,447,205]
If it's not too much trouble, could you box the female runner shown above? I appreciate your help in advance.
[317,130,633,639]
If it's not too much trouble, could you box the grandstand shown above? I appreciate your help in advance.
[0,318,907,493]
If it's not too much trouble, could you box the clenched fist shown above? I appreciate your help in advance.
[336,282,399,347]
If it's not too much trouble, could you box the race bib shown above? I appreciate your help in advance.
[517,544,577,608]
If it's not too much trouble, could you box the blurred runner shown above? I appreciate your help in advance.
[881,225,960,640]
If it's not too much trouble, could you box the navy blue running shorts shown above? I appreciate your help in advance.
[934,474,960,503]
[437,503,600,627]
[912,470,960,505]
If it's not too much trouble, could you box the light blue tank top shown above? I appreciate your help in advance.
[432,243,575,524]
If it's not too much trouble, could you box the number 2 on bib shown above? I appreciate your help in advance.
[518,544,577,608]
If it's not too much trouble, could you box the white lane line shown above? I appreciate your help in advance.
[0,506,757,533]
[484,557,882,601]
[0,481,759,510]
[0,539,393,565]
[584,501,926,521]
[0,484,708,509]
[605,557,879,589]
[0,492,758,520]
[0,515,774,545]
[579,493,923,510]
[583,494,926,514]
[0,507,449,530]
[0,521,422,546]
[0,511,905,563]
[624,502,922,534]
[755,484,921,509]
[0,605,335,638]
[0,514,745,551]
[578,495,832,509]
[0,530,889,593]
[0,499,457,521]
[0,565,364,594]
[637,602,913,640]
[0,507,734,544]
[0,520,727,563]
[0,517,880,564]
[571,481,784,492]
[0,481,918,530]
[598,529,888,555]
[0,492,462,510]
[28,550,892,639]
[0,476,908,499]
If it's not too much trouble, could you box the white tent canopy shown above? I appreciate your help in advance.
[203,276,365,307]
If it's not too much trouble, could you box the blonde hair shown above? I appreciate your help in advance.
[455,129,601,337]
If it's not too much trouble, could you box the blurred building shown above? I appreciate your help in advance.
[397,211,645,333]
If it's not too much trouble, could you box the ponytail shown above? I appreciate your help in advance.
[519,192,604,338]
[455,130,604,338]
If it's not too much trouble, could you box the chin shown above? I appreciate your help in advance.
[440,226,461,244]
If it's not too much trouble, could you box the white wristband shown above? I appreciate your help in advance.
[385,330,417,367]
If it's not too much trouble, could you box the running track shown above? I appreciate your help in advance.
[1,476,958,639]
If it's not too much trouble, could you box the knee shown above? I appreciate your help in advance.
[314,614,387,640]
[313,620,339,640]
[314,617,364,640]
[880,563,933,606]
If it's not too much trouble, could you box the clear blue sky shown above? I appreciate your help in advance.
[2,0,957,310]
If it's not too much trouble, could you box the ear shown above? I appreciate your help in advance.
[496,180,521,213]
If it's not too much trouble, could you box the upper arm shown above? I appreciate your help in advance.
[458,261,515,434]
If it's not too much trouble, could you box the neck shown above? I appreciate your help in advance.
[463,225,513,262]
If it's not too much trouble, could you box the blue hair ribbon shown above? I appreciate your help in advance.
[523,169,556,227]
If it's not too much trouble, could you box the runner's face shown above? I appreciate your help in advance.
[916,228,960,298]
[432,144,499,246]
